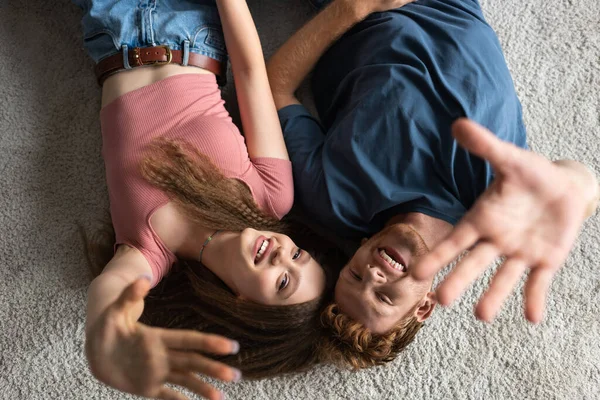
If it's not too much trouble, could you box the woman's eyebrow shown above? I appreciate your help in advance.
[301,250,311,265]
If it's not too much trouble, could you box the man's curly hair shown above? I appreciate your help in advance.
[318,303,423,369]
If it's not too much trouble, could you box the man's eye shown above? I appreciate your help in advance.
[293,249,302,260]
[351,270,361,281]
[278,273,289,291]
[377,293,392,305]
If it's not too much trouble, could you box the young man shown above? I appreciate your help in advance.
[267,0,599,368]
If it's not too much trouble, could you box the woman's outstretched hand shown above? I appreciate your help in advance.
[411,119,599,323]
[86,277,241,400]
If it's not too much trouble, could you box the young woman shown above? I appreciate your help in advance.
[74,1,334,399]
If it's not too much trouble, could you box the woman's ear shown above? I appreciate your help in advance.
[414,292,437,322]
[361,238,368,245]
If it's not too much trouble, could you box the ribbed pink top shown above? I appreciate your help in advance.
[100,74,294,286]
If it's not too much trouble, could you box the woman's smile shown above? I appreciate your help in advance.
[254,236,274,264]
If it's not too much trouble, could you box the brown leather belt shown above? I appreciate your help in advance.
[94,45,226,85]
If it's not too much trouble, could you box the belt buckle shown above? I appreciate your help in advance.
[153,45,172,66]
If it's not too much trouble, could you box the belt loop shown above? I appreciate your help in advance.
[182,40,190,66]
[122,45,131,70]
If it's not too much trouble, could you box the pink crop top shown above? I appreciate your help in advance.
[100,74,294,287]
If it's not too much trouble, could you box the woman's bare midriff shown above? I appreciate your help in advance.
[101,64,215,107]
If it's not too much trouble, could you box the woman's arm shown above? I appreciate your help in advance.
[86,247,240,400]
[266,0,415,110]
[86,246,151,334]
[215,0,288,160]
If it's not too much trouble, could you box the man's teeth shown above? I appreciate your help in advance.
[379,249,405,271]
[256,239,269,261]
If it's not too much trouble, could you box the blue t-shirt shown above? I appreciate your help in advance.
[279,0,527,238]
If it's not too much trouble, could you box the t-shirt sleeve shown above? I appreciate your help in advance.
[278,105,327,210]
[278,104,326,155]
[251,157,294,219]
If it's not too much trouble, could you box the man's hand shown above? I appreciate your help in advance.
[411,119,599,323]
[357,0,417,14]
[86,278,241,400]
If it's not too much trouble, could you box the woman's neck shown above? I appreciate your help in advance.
[151,202,217,261]
[176,218,221,262]
[176,220,240,294]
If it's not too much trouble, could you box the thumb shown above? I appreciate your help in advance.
[452,118,516,173]
[113,275,152,313]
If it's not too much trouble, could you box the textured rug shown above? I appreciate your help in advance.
[1,0,599,399]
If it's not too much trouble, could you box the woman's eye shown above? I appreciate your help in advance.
[293,249,302,260]
[278,273,289,291]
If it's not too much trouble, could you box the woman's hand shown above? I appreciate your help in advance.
[412,119,599,323]
[86,277,241,400]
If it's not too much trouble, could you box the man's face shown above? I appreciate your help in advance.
[334,223,436,334]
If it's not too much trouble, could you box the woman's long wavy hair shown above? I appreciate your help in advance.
[85,139,343,379]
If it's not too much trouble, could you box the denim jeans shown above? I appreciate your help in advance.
[72,0,228,68]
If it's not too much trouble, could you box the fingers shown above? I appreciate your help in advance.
[435,242,500,306]
[475,258,528,322]
[168,372,223,400]
[113,275,152,312]
[451,118,517,174]
[169,350,241,383]
[160,329,240,355]
[411,221,479,280]
[157,387,190,400]
[524,268,554,324]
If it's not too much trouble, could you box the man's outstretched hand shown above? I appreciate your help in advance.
[411,119,599,323]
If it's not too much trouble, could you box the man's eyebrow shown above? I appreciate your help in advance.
[343,267,357,284]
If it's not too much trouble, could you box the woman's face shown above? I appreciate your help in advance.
[220,228,326,306]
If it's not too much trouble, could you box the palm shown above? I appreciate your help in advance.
[105,323,169,396]
[412,119,597,323]
[87,279,240,400]
[466,160,581,261]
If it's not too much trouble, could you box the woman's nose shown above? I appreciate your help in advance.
[270,245,286,265]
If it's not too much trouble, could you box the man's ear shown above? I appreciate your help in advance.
[414,292,437,322]
[361,238,368,245]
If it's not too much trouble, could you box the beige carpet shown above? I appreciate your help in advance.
[1,0,599,399]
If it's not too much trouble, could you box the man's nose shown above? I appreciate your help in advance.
[364,265,386,284]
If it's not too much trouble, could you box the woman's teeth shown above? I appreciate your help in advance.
[255,239,269,262]
[379,249,405,271]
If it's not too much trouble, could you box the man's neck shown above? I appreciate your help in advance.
[386,212,453,250]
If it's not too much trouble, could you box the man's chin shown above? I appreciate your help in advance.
[378,223,430,258]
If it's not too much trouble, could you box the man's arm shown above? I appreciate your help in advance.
[267,0,415,110]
